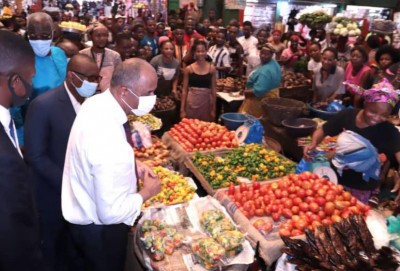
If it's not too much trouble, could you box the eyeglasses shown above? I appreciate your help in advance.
[73,71,102,83]
[27,33,53,40]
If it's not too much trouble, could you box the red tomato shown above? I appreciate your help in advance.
[297,189,306,198]
[263,195,271,205]
[342,191,352,201]
[294,218,309,230]
[271,205,279,213]
[272,213,281,222]
[265,205,272,215]
[228,184,235,195]
[255,208,265,217]
[293,197,302,206]
[240,183,248,193]
[253,181,261,190]
[324,202,335,215]
[253,219,266,230]
[283,199,293,209]
[350,196,357,206]
[315,197,326,206]
[282,208,293,219]
[279,228,291,237]
[262,222,273,233]
[299,202,309,212]
[234,192,242,202]
[317,210,326,219]
[254,199,263,209]
[309,202,320,213]
[291,206,300,215]
[259,186,268,196]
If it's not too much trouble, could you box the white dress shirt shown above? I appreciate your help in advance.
[237,35,258,57]
[0,105,21,156]
[62,89,143,226]
[64,82,81,114]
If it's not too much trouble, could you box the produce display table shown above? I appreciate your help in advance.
[133,197,254,271]
[213,173,372,267]
[161,132,234,175]
[184,144,296,196]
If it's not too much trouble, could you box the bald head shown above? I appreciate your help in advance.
[110,58,157,94]
[27,12,53,31]
[67,54,97,72]
[0,30,34,74]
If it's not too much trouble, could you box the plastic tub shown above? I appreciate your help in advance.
[220,113,256,130]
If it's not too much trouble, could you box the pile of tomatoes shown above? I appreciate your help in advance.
[168,118,238,152]
[225,172,371,237]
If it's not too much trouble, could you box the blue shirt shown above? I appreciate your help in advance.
[32,46,67,99]
[246,59,281,97]
[140,35,159,57]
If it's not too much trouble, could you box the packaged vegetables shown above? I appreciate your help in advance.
[194,209,245,269]
[140,219,184,261]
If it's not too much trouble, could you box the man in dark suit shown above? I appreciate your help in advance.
[24,54,100,271]
[0,30,45,271]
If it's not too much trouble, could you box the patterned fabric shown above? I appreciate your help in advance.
[344,186,379,204]
[344,78,400,107]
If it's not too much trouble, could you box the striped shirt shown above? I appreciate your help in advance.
[208,45,231,79]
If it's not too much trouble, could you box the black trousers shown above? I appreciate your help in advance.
[68,223,129,271]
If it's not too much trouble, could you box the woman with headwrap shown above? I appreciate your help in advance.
[304,79,400,204]
[239,43,281,118]
[280,34,304,70]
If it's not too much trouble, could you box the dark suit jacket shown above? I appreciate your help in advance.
[0,119,44,270]
[24,84,77,214]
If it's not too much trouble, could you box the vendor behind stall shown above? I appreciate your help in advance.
[239,43,281,118]
[312,47,345,104]
[304,79,400,204]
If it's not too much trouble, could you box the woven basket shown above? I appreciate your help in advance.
[262,97,305,126]
[279,85,312,103]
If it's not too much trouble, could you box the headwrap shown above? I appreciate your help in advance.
[344,78,400,107]
[272,29,281,35]
[158,36,170,45]
[290,34,299,41]
[258,43,276,53]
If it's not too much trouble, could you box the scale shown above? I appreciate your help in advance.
[235,116,264,144]
[313,166,338,185]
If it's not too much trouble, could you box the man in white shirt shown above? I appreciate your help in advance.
[0,30,45,271]
[237,21,258,61]
[62,58,161,271]
[208,32,231,79]
[24,54,100,271]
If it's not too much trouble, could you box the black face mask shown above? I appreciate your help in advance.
[8,73,33,107]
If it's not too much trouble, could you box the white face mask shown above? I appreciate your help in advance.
[71,72,98,98]
[29,39,52,57]
[121,88,156,116]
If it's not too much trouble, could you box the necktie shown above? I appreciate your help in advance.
[9,118,17,147]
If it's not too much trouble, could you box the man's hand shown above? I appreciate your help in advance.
[138,170,161,202]
[391,171,400,204]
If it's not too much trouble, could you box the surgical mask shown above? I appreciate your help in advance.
[71,72,98,98]
[29,39,52,57]
[121,88,156,116]
[8,74,33,107]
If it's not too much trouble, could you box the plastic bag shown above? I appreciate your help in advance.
[366,211,390,249]
[131,121,153,148]
[215,230,245,251]
[243,119,264,144]
[191,237,225,267]
[326,101,345,112]
[296,151,330,173]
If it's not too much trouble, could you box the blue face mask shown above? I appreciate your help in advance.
[29,39,52,57]
[71,72,98,98]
